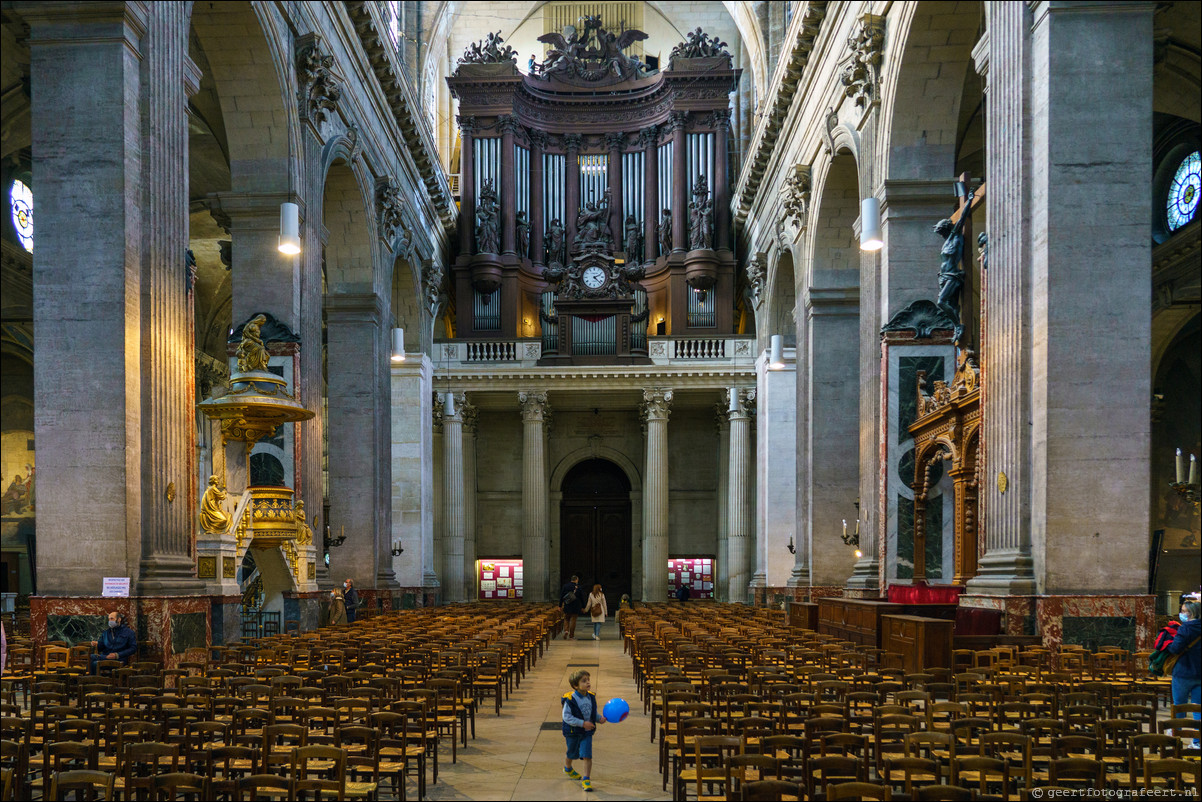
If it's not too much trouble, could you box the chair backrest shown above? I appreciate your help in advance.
[48,769,115,802]
[1144,757,1201,792]
[914,785,974,801]
[236,773,293,801]
[1048,756,1105,789]
[827,782,891,801]
[154,771,210,800]
[740,779,805,801]
[291,744,346,801]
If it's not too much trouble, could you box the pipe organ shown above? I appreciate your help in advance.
[447,19,740,362]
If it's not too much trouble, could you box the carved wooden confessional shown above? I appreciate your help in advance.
[446,20,741,364]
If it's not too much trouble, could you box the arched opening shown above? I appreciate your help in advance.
[559,458,632,611]
[768,250,796,348]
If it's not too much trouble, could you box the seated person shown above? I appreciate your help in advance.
[90,611,137,673]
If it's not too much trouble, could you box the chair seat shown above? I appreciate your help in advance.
[345,780,378,798]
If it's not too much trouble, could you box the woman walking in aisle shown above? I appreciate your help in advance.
[586,584,608,640]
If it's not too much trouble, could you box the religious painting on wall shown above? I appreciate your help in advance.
[477,559,524,600]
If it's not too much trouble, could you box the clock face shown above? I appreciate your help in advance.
[582,265,607,289]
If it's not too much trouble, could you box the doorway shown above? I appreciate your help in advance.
[559,459,632,612]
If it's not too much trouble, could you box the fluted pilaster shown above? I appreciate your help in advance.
[441,393,465,601]
[462,398,479,598]
[727,388,754,602]
[713,403,730,601]
[520,391,550,601]
[642,389,673,600]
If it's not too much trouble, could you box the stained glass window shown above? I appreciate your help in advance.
[10,179,32,252]
[1167,151,1200,232]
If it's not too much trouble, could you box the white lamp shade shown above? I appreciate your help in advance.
[728,387,739,412]
[391,327,405,362]
[769,334,785,368]
[443,392,455,417]
[279,202,301,255]
[860,197,883,251]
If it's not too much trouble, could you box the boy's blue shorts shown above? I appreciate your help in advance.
[564,731,593,759]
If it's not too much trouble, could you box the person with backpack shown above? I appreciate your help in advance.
[1168,599,1201,748]
[560,668,607,791]
[560,574,582,640]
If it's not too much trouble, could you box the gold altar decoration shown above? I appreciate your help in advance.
[282,539,300,577]
[908,348,981,585]
[246,486,298,549]
[197,316,315,447]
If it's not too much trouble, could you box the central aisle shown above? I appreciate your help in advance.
[428,621,665,801]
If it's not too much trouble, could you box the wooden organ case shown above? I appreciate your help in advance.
[446,21,741,364]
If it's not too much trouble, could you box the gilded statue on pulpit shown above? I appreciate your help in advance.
[294,499,314,546]
[235,314,270,373]
[199,475,231,534]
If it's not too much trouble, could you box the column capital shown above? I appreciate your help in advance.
[605,132,627,152]
[641,388,674,421]
[460,395,479,435]
[208,191,306,228]
[518,390,549,421]
[15,1,149,44]
[562,133,582,152]
[323,292,385,322]
[638,126,660,150]
[727,388,755,419]
[713,401,730,433]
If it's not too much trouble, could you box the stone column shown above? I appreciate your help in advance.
[979,1,1152,595]
[461,398,479,598]
[642,389,673,600]
[564,134,581,250]
[805,286,861,587]
[726,388,754,602]
[500,116,517,256]
[390,355,436,590]
[440,393,465,601]
[138,3,203,592]
[519,392,550,602]
[714,403,730,601]
[640,126,659,264]
[21,2,176,595]
[757,345,799,590]
[431,395,443,582]
[326,294,395,590]
[459,117,476,255]
[712,109,731,252]
[670,113,688,252]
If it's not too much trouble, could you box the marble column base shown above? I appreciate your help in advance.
[845,556,882,597]
[963,548,1037,596]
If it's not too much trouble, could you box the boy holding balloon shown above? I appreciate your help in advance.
[561,670,630,791]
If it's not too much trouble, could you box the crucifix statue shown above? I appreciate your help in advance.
[936,172,986,347]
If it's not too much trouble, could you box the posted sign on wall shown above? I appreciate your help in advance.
[477,559,524,600]
[668,557,714,599]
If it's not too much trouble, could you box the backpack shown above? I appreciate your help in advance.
[1150,634,1200,677]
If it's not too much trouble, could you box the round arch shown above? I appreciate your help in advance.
[765,248,797,344]
[879,1,984,181]
[550,446,642,494]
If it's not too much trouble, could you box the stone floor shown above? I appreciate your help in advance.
[427,621,665,801]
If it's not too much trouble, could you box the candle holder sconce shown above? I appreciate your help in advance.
[1172,448,1199,506]
[786,537,796,555]
[328,525,347,548]
[841,499,861,548]
[390,542,404,556]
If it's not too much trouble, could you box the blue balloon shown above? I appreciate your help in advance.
[602,697,630,723]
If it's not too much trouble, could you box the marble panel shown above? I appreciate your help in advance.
[170,612,206,654]
[47,614,106,646]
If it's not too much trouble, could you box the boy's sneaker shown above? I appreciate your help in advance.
[581,778,593,792]
[564,767,581,780]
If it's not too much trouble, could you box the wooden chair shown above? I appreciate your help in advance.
[1048,756,1105,789]
[122,741,180,801]
[723,754,779,800]
[914,786,973,801]
[335,725,381,801]
[47,769,115,801]
[739,780,803,801]
[827,782,891,801]
[154,772,210,801]
[1143,757,1200,794]
[234,774,293,801]
[291,744,347,802]
[880,756,938,796]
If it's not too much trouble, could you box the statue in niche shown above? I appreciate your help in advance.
[934,205,972,343]
[575,190,612,250]
[516,211,530,259]
[475,179,500,255]
[688,175,713,250]
[236,314,271,373]
[657,208,672,257]
[545,218,566,267]
[199,475,231,534]
[294,500,314,546]
[624,214,643,264]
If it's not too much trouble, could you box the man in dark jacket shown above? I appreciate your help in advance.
[1169,599,1201,747]
[344,578,360,624]
[90,611,137,674]
[676,583,690,602]
[560,575,582,640]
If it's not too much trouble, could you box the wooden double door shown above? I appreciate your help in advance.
[559,498,631,613]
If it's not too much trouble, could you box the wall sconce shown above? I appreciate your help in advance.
[841,498,861,547]
[786,536,796,555]
[859,197,882,251]
[1172,447,1199,504]
[391,542,404,556]
[391,327,405,362]
[278,202,301,255]
[328,525,347,548]
[769,334,785,369]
